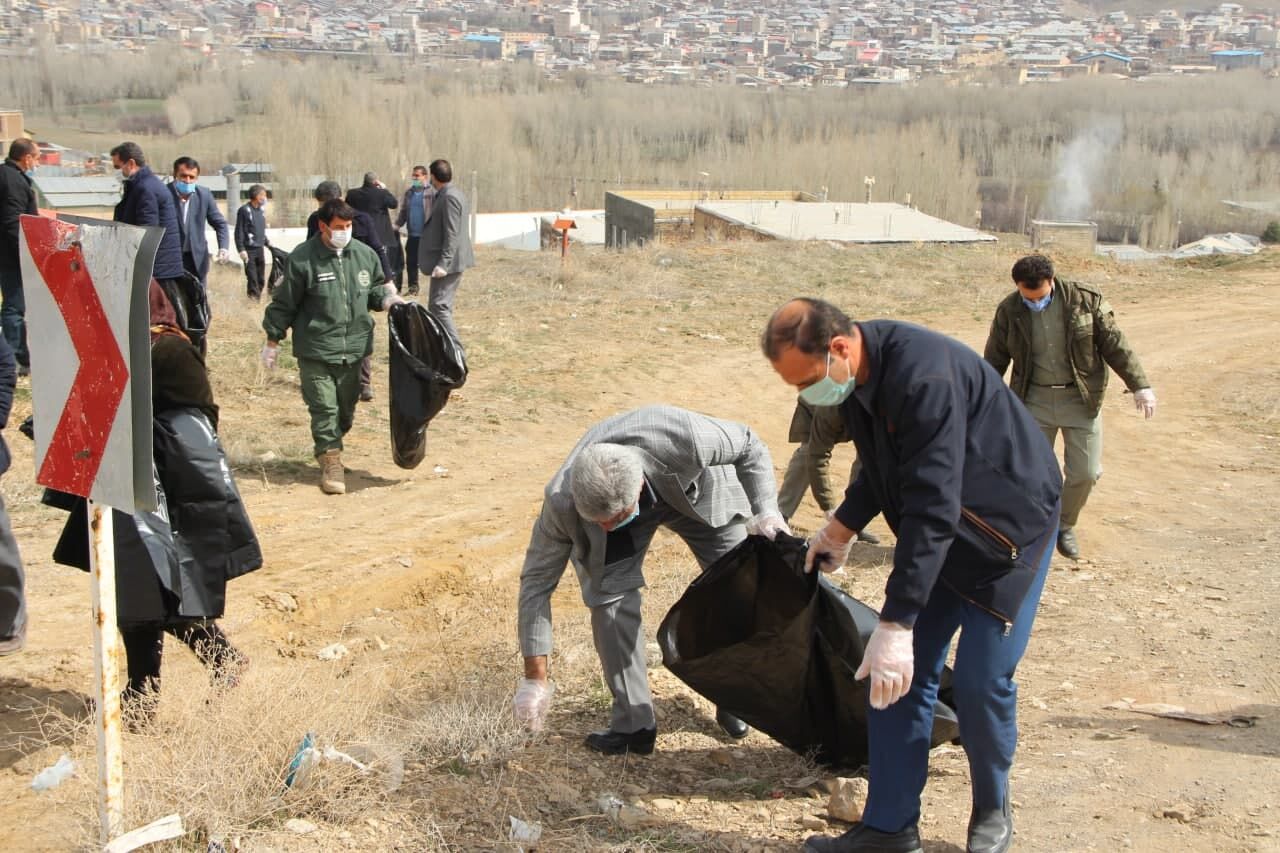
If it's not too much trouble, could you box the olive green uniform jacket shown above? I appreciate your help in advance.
[983,278,1150,419]
[262,236,389,363]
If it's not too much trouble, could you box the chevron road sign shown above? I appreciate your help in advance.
[19,215,158,510]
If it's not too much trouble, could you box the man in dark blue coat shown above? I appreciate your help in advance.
[0,138,39,375]
[763,298,1061,853]
[168,156,230,286]
[0,334,27,655]
[111,142,184,285]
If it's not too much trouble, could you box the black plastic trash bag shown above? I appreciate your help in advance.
[155,272,211,356]
[387,302,467,469]
[658,534,959,769]
[268,246,290,293]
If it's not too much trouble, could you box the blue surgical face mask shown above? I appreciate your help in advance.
[175,180,197,195]
[411,179,424,189]
[611,505,640,530]
[799,351,857,407]
[24,169,35,178]
[1022,292,1052,312]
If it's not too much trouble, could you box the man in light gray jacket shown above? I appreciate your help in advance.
[418,158,473,347]
[514,405,790,755]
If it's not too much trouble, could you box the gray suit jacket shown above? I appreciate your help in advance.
[517,405,779,658]
[418,183,474,273]
[169,183,229,281]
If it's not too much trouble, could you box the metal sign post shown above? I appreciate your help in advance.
[88,502,123,840]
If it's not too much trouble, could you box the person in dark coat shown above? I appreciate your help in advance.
[233,184,271,301]
[763,299,1061,853]
[48,282,262,705]
[0,334,26,655]
[110,142,184,283]
[307,180,393,402]
[168,156,230,286]
[0,138,39,375]
[346,171,401,289]
[394,165,435,296]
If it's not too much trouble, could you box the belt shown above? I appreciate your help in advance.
[1033,382,1075,389]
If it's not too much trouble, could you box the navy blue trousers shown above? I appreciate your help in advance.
[862,526,1056,832]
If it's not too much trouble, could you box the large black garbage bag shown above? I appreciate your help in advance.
[155,272,211,356]
[268,246,290,293]
[658,534,959,769]
[388,302,468,469]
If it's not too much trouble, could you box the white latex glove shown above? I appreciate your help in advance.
[855,621,914,709]
[804,519,855,574]
[238,250,249,263]
[382,292,406,311]
[1133,388,1156,419]
[430,265,447,278]
[745,511,791,541]
[216,248,230,263]
[261,343,278,370]
[514,678,554,732]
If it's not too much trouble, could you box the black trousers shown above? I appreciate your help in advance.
[121,621,243,701]
[243,247,266,299]
[404,235,422,295]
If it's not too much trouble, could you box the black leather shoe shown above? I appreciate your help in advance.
[584,726,656,756]
[1056,528,1080,559]
[804,821,923,853]
[855,529,881,545]
[967,790,1012,853]
[715,708,750,739]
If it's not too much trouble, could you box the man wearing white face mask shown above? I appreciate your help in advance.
[984,254,1155,560]
[261,199,403,494]
[764,299,1061,853]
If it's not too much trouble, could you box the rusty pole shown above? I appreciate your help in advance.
[88,501,124,842]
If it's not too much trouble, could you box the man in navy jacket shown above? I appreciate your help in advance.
[763,298,1061,853]
[110,142,183,283]
[0,335,26,655]
[168,156,230,285]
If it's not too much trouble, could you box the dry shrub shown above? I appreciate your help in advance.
[43,659,422,849]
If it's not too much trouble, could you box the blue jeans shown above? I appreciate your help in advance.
[862,524,1057,832]
[0,264,28,368]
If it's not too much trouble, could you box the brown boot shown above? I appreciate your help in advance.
[318,449,346,495]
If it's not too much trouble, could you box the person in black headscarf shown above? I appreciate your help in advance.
[48,282,262,706]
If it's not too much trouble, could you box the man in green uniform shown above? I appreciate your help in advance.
[984,254,1156,559]
[262,198,403,494]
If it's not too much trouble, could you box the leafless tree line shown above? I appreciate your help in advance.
[4,48,1278,242]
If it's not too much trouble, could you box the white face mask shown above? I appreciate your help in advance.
[327,227,352,249]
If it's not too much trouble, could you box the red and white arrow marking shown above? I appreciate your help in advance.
[22,220,129,496]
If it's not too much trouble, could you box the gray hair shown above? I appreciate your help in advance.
[571,443,644,521]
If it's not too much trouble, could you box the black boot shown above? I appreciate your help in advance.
[804,821,923,853]
[715,708,750,739]
[1056,528,1080,559]
[584,726,656,756]
[967,789,1013,853]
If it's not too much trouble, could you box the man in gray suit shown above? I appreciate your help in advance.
[418,158,473,347]
[515,405,790,755]
[168,156,230,287]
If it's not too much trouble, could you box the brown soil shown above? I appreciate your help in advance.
[1,242,1277,852]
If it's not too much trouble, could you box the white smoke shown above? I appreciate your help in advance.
[1049,120,1122,221]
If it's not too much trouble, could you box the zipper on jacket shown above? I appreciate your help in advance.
[960,508,1019,561]
[940,577,1014,636]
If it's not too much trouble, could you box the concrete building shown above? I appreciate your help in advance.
[694,201,996,244]
[1031,219,1098,254]
[605,188,817,248]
